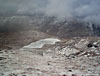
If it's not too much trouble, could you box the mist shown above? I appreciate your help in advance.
[45,0,100,25]
[0,0,100,25]
[0,0,48,15]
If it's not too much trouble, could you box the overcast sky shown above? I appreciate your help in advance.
[0,0,100,24]
[0,0,47,14]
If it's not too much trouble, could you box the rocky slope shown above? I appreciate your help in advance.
[0,15,100,38]
[0,37,100,76]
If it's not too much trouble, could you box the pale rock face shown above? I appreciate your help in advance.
[57,47,79,56]
[66,40,75,44]
[75,39,89,48]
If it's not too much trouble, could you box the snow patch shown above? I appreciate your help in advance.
[21,38,61,49]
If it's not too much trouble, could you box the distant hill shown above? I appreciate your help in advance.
[0,15,100,38]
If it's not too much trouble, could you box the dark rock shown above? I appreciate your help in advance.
[94,45,98,48]
[0,57,6,60]
[71,74,77,76]
[9,73,17,76]
[87,43,93,48]
[22,75,26,76]
[0,51,3,53]
[68,70,72,72]
[48,63,50,65]
[1,73,4,75]
[62,74,67,76]
[26,68,33,71]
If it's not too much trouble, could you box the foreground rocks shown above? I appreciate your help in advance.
[0,37,100,76]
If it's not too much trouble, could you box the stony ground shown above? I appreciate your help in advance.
[0,37,100,76]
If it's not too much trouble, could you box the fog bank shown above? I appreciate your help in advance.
[0,0,100,25]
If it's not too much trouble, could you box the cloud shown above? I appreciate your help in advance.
[0,0,100,25]
[45,0,100,25]
[0,0,47,14]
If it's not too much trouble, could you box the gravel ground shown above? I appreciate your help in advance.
[0,37,100,76]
